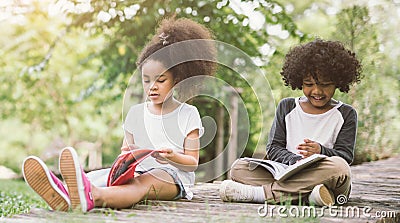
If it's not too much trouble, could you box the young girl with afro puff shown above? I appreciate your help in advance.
[220,39,362,206]
[22,17,217,212]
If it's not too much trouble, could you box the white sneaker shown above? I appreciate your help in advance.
[308,184,335,206]
[219,180,254,202]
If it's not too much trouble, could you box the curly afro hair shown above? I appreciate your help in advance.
[280,39,362,93]
[137,17,217,84]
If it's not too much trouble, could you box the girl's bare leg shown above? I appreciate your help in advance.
[92,169,179,209]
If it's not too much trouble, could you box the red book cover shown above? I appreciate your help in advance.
[107,149,155,186]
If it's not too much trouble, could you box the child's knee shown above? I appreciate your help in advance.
[229,159,251,181]
[326,156,351,177]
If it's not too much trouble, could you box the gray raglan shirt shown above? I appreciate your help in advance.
[266,97,357,165]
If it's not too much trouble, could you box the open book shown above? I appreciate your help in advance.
[107,149,155,186]
[242,154,327,181]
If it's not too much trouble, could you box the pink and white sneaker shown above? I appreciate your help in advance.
[59,147,94,212]
[22,156,71,211]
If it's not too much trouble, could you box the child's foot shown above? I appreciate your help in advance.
[308,184,335,206]
[59,147,94,212]
[219,180,256,202]
[22,156,70,211]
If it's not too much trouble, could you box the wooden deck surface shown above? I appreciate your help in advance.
[4,155,400,223]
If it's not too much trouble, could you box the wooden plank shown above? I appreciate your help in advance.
[5,156,400,223]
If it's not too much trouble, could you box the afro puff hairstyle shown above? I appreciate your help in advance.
[137,17,217,84]
[280,39,362,93]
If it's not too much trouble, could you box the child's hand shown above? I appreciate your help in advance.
[296,139,321,158]
[152,148,174,164]
[120,144,139,155]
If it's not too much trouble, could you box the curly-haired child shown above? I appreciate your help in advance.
[220,39,362,206]
[22,17,216,212]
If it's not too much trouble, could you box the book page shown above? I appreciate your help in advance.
[275,154,327,181]
[242,154,327,181]
[108,148,155,186]
[242,158,288,178]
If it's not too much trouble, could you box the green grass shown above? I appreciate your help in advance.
[0,179,48,217]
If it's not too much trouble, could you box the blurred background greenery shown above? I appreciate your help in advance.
[0,0,399,177]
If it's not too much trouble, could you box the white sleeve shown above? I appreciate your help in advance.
[123,104,144,135]
[185,106,204,137]
[123,107,134,134]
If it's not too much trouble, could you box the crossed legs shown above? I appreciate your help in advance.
[228,156,351,204]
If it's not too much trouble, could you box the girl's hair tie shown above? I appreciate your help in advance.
[158,32,170,46]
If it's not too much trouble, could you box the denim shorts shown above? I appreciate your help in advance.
[136,167,186,200]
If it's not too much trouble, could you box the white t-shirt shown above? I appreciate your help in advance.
[123,102,203,199]
[285,97,344,155]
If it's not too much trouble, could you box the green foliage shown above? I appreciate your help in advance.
[331,5,399,164]
[1,0,303,172]
[1,0,399,174]
[1,0,125,170]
